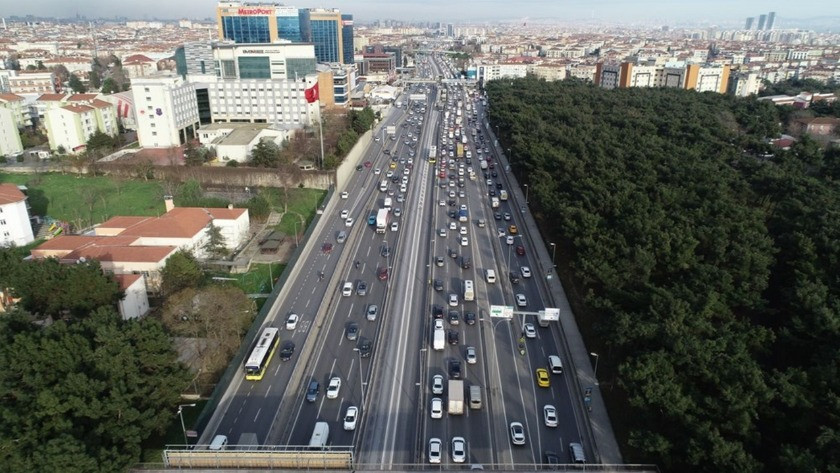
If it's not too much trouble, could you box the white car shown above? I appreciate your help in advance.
[451,437,466,463]
[374,168,381,175]
[344,406,358,430]
[434,319,444,330]
[524,323,536,338]
[449,221,457,230]
[516,293,528,308]
[428,438,442,464]
[449,293,458,307]
[506,235,514,245]
[326,377,342,399]
[460,236,468,247]
[459,226,467,235]
[340,209,349,219]
[390,222,399,232]
[432,374,444,394]
[340,192,349,199]
[342,282,353,297]
[387,170,395,178]
[345,217,354,227]
[439,200,445,206]
[509,422,526,445]
[403,168,410,176]
[394,208,402,217]
[430,397,443,419]
[544,404,558,427]
[439,228,447,237]
[466,346,477,364]
[285,313,299,330]
[521,266,532,278]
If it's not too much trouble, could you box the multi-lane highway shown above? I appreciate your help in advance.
[203,52,592,468]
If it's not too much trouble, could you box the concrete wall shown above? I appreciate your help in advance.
[335,129,372,191]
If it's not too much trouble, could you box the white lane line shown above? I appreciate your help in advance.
[253,407,261,423]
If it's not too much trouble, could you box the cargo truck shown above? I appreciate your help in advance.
[375,208,389,234]
[429,145,437,163]
[457,143,464,159]
[491,197,500,208]
[479,159,488,170]
[448,380,464,415]
[433,328,445,350]
[538,309,560,327]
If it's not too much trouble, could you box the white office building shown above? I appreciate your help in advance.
[0,183,35,248]
[131,73,200,148]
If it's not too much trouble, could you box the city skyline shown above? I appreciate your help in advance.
[4,0,840,24]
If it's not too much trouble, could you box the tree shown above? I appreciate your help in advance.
[68,74,86,93]
[249,140,281,167]
[203,222,229,259]
[101,77,120,94]
[51,65,69,85]
[183,140,205,167]
[89,70,101,90]
[160,251,203,296]
[86,130,117,152]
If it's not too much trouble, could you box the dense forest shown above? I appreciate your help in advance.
[486,77,840,472]
[0,252,189,471]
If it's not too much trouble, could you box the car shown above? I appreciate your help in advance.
[397,194,405,203]
[357,337,372,357]
[322,242,333,254]
[448,330,460,345]
[465,312,476,325]
[449,209,457,219]
[496,182,504,190]
[394,208,402,217]
[510,422,526,445]
[434,318,444,331]
[508,225,518,235]
[448,310,460,325]
[326,377,342,399]
[340,209,349,219]
[536,368,550,387]
[509,271,520,284]
[435,256,445,267]
[305,380,320,402]
[381,245,390,257]
[340,191,349,199]
[344,406,358,430]
[451,437,466,463]
[386,170,394,178]
[356,280,367,296]
[432,305,444,318]
[449,359,462,378]
[434,279,444,291]
[477,218,486,228]
[374,168,381,175]
[466,346,477,364]
[544,404,558,427]
[448,293,458,307]
[491,171,498,177]
[521,266,532,278]
[355,164,363,171]
[279,341,295,361]
[336,231,347,244]
[524,323,536,338]
[428,438,442,464]
[516,245,525,256]
[459,226,467,235]
[367,215,377,225]
[516,293,528,307]
[439,228,447,237]
[503,212,512,221]
[366,304,378,321]
[430,397,443,418]
[377,267,389,281]
[460,236,468,247]
[364,161,372,168]
[374,135,381,142]
[494,212,502,220]
[449,221,457,230]
[285,313,299,330]
[345,322,359,341]
[439,199,445,206]
[432,374,444,394]
[391,222,399,232]
[342,282,353,296]
[345,217,354,227]
[506,235,515,245]
[390,162,397,169]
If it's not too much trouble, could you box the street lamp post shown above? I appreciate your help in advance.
[177,403,196,446]
[550,242,556,266]
[590,352,600,385]
[523,184,529,203]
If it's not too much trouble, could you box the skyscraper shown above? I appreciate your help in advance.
[744,17,754,30]
[276,5,302,42]
[766,12,776,31]
[757,14,767,30]
[302,9,343,64]
[341,14,354,65]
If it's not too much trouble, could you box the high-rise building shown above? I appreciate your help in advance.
[744,17,754,30]
[277,6,302,42]
[766,11,776,30]
[446,23,454,37]
[757,14,767,30]
[130,74,200,148]
[303,9,344,64]
[341,14,354,65]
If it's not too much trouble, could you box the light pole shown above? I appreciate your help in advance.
[549,242,557,267]
[293,220,299,247]
[523,184,529,203]
[590,352,600,385]
[177,403,196,446]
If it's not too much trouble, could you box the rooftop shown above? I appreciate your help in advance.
[0,183,26,205]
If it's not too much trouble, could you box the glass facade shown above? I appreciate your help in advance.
[222,16,271,44]
[341,15,354,65]
[311,19,340,63]
[277,15,301,42]
[238,57,271,79]
[286,58,317,79]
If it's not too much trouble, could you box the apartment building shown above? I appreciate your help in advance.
[43,99,118,153]
[131,73,200,148]
[0,183,35,248]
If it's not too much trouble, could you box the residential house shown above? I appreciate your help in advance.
[0,183,35,247]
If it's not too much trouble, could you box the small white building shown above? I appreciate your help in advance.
[0,183,35,247]
[198,122,296,163]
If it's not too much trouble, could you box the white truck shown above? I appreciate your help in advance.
[538,309,560,327]
[448,380,464,415]
[480,159,488,170]
[376,208,389,234]
[386,125,396,136]
[491,197,500,209]
[309,422,329,449]
[433,328,445,350]
[429,145,437,162]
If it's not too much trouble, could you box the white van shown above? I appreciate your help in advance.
[209,434,228,451]
[569,442,586,463]
[548,355,564,374]
[485,269,496,284]
[469,385,482,409]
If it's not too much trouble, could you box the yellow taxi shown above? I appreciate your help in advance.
[536,368,550,388]
[389,162,397,169]
[508,225,518,235]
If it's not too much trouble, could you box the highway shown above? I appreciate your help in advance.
[204,52,591,467]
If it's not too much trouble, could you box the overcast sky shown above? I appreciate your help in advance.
[6,0,839,24]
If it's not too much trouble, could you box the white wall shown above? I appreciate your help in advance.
[0,199,34,247]
[118,275,150,320]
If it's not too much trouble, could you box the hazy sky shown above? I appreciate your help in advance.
[6,0,840,23]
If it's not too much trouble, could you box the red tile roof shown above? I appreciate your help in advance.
[123,54,154,64]
[119,207,212,238]
[62,104,94,114]
[33,235,139,252]
[37,93,67,102]
[90,99,114,109]
[207,207,247,219]
[67,94,99,102]
[113,273,143,290]
[0,183,26,205]
[62,244,176,264]
[0,93,24,102]
[99,216,153,230]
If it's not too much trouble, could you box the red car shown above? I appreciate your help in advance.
[364,161,372,168]
[516,245,525,256]
[322,242,333,254]
[378,267,389,281]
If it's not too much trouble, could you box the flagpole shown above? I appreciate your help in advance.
[317,103,324,170]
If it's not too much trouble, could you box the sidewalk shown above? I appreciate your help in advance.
[484,118,623,465]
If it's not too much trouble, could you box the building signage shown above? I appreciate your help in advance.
[241,50,265,54]
[237,7,273,15]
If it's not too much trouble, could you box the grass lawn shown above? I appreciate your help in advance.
[210,263,284,295]
[0,172,164,230]
[140,399,209,463]
[260,187,326,234]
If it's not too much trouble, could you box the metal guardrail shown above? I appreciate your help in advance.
[164,446,352,469]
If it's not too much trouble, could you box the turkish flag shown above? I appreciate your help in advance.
[305,83,319,103]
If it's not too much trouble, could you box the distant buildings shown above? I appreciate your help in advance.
[745,11,776,31]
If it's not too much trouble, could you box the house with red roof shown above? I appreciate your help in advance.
[123,54,158,78]
[0,183,35,247]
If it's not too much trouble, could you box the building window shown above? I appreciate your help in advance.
[152,132,157,136]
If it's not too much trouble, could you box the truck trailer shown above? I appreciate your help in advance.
[433,328,445,350]
[375,208,389,234]
[448,380,464,415]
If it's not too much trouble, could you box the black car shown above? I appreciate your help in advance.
[381,245,390,257]
[357,338,372,358]
[496,182,503,190]
[489,189,496,197]
[491,171,498,178]
[509,271,521,284]
[345,323,359,341]
[465,312,476,325]
[356,164,363,171]
[449,359,462,378]
[306,380,320,402]
[461,256,471,269]
[432,305,444,318]
[448,210,457,219]
[494,212,502,220]
[434,279,444,291]
[279,341,295,361]
[448,329,460,345]
[448,310,460,325]
[448,200,456,206]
